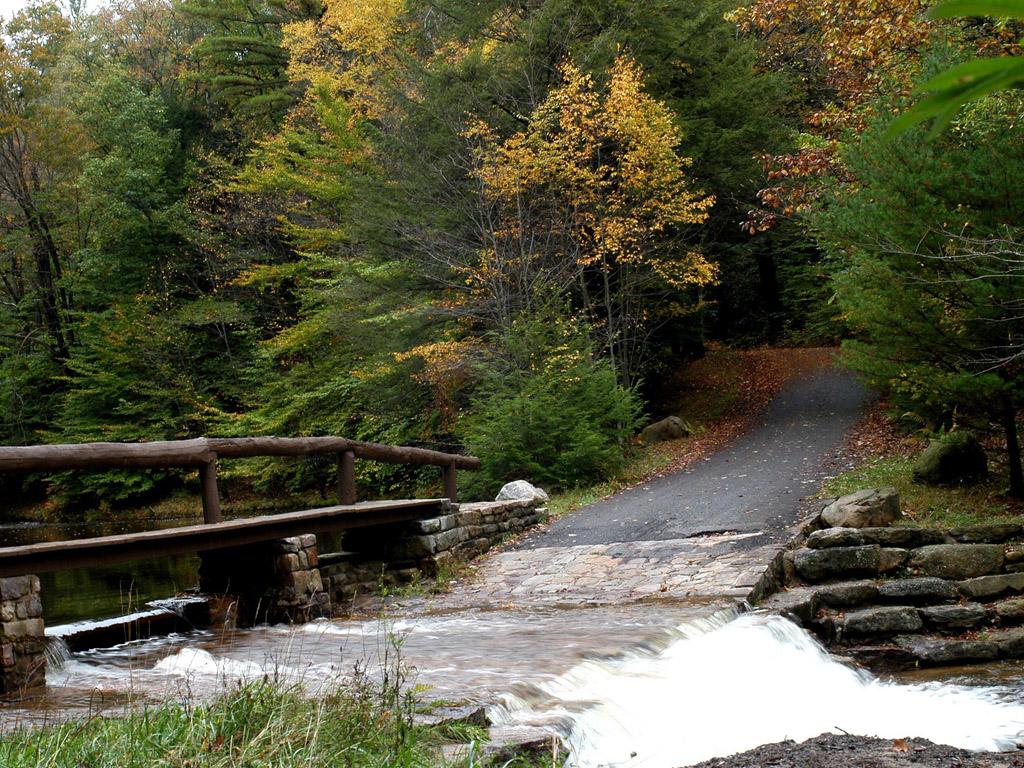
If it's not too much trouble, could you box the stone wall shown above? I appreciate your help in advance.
[0,575,45,695]
[762,521,1024,669]
[199,535,330,626]
[320,500,544,603]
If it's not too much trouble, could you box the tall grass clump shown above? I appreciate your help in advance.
[0,671,482,768]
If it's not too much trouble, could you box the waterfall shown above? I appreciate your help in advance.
[490,611,1024,768]
[43,636,73,670]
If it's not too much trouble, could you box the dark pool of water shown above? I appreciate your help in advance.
[0,520,348,625]
[0,520,202,625]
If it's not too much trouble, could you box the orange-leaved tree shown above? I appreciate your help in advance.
[467,55,716,386]
[728,0,1023,229]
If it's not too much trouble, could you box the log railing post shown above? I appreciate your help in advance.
[200,457,222,524]
[338,450,356,505]
[442,462,458,503]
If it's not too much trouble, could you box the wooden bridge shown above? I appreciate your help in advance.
[0,436,480,694]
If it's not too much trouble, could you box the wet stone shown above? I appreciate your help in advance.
[859,527,947,548]
[876,577,957,604]
[956,573,1024,599]
[815,580,878,607]
[909,544,1004,580]
[995,598,1024,623]
[793,546,881,582]
[947,524,1024,543]
[895,636,998,666]
[992,628,1024,658]
[878,548,909,572]
[0,576,33,602]
[806,529,865,549]
[837,645,918,671]
[414,705,489,729]
[918,603,989,630]
[760,587,818,624]
[841,606,922,638]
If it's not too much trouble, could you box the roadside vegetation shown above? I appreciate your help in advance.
[822,401,1024,528]
[0,679,535,768]
[823,453,1021,529]
[1,0,1023,531]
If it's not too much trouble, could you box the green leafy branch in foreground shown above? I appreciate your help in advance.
[889,0,1024,138]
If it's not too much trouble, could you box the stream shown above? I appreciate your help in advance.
[4,600,1024,767]
[5,520,1024,766]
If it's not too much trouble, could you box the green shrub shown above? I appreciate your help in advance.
[465,317,641,496]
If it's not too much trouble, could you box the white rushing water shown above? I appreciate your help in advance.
[490,611,1024,768]
[13,606,1024,767]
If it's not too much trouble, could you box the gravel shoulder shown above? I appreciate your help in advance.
[690,734,1024,767]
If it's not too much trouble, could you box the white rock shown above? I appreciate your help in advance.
[822,487,902,528]
[496,480,550,503]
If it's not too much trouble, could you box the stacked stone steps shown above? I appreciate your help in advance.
[764,521,1024,669]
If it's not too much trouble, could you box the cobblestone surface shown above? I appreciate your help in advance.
[423,531,785,610]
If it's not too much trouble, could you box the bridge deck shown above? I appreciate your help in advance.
[0,498,449,578]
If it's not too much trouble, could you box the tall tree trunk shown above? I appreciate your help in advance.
[1001,392,1024,499]
[755,251,783,344]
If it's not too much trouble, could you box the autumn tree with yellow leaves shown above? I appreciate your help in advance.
[467,56,715,386]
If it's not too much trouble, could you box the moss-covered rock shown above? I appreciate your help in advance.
[912,432,988,486]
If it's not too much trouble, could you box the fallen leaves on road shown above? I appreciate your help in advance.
[644,347,836,482]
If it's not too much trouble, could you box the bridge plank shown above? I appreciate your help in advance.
[0,499,449,578]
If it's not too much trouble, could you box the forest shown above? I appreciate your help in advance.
[1,0,1023,511]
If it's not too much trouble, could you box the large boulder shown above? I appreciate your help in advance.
[912,432,988,486]
[640,416,690,444]
[821,487,902,528]
[495,480,550,504]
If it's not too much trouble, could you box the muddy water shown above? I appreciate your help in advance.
[0,601,723,729]
[5,603,1024,768]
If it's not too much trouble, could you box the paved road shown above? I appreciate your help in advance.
[517,359,869,550]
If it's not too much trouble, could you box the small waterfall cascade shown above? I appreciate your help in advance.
[489,611,1024,768]
[43,636,73,671]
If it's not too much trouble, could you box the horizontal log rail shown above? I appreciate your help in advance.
[0,499,450,578]
[0,437,479,524]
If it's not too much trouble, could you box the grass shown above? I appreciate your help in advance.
[0,676,550,768]
[545,444,677,521]
[822,453,1022,528]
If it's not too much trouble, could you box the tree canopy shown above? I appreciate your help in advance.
[2,0,1024,508]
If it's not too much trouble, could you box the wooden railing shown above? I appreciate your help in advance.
[0,437,480,524]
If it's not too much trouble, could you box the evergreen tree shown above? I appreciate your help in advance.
[815,86,1024,495]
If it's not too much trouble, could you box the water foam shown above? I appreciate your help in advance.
[491,612,1024,768]
[153,648,267,680]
